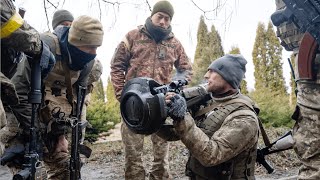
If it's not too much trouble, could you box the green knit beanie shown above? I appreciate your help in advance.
[151,1,174,19]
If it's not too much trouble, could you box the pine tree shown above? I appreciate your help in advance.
[265,21,286,94]
[191,17,224,85]
[252,22,268,91]
[91,78,105,101]
[229,45,240,54]
[86,78,121,141]
[228,46,248,94]
[192,16,209,85]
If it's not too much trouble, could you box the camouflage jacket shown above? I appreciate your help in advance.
[1,0,42,54]
[110,25,192,100]
[173,92,259,179]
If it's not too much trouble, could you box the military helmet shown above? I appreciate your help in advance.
[120,77,167,135]
[273,0,304,51]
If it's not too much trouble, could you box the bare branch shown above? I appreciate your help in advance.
[145,0,151,12]
[46,0,58,9]
[190,0,227,20]
[43,0,51,31]
[100,0,121,6]
[97,0,102,21]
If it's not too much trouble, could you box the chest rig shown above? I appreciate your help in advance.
[187,94,258,180]
[40,32,80,101]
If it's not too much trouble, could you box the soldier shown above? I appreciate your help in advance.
[272,0,320,179]
[0,0,54,155]
[7,15,104,179]
[52,9,74,30]
[164,54,259,180]
[110,0,192,179]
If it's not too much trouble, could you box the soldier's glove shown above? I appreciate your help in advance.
[39,41,56,79]
[167,94,187,121]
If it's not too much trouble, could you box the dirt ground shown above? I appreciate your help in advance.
[0,124,300,180]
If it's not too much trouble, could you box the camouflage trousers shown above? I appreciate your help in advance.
[293,83,320,180]
[121,122,171,180]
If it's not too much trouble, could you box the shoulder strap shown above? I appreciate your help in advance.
[40,32,61,55]
[62,60,73,104]
[225,98,271,146]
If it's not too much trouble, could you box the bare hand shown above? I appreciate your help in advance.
[165,92,177,104]
[55,135,69,153]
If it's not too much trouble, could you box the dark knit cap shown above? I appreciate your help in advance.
[208,54,247,89]
[52,9,74,29]
[151,0,174,19]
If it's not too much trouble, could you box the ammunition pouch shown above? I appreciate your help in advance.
[186,156,233,180]
[297,33,318,80]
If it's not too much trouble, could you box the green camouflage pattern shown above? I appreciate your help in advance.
[1,0,42,55]
[121,123,171,180]
[110,25,192,100]
[273,1,320,178]
[173,93,259,180]
[293,82,320,180]
[111,24,192,179]
[1,45,101,179]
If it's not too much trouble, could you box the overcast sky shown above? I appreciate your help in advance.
[14,0,292,91]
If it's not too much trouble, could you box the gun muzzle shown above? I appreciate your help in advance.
[271,7,293,26]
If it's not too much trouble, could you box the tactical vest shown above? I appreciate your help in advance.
[187,94,258,180]
[39,32,94,123]
[41,33,78,97]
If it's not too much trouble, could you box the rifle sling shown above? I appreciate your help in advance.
[62,61,74,105]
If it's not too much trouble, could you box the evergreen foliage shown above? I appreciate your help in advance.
[253,22,286,94]
[86,78,121,142]
[251,91,294,128]
[252,21,293,127]
[191,16,224,86]
[228,46,248,94]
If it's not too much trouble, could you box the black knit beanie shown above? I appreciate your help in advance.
[208,54,247,89]
[151,1,174,19]
[52,9,74,29]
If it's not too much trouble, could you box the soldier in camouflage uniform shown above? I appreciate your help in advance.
[0,0,54,155]
[7,15,104,179]
[273,0,320,179]
[52,9,74,30]
[164,54,259,180]
[110,1,192,179]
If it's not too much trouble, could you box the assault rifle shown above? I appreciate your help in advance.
[69,85,92,180]
[271,0,320,45]
[13,59,43,180]
[256,131,294,174]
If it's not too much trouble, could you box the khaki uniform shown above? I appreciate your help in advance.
[110,25,192,179]
[166,92,259,180]
[7,30,102,179]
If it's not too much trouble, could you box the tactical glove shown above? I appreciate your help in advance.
[39,41,56,79]
[167,94,187,121]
